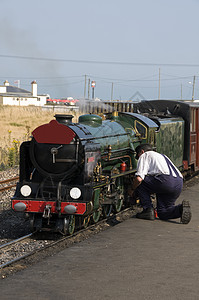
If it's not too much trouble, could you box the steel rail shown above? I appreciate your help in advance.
[0,176,19,184]
[0,233,33,250]
[0,176,19,192]
[0,184,17,192]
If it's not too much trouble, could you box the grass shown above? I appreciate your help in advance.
[0,105,80,169]
[9,122,24,127]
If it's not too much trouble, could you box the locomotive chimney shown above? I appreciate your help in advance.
[55,114,74,124]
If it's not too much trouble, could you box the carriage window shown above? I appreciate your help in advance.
[135,121,147,138]
[190,109,196,132]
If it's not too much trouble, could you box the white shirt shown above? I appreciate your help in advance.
[135,151,183,180]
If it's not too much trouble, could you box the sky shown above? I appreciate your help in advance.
[1,0,199,101]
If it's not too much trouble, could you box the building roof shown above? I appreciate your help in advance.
[0,85,32,97]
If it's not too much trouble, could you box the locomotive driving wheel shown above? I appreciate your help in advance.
[92,209,101,223]
[63,216,75,235]
[68,215,75,235]
[102,204,112,218]
[113,197,123,213]
[112,177,124,213]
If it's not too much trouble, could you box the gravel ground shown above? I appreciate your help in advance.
[0,167,31,241]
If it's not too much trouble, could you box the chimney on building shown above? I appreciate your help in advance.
[4,80,9,86]
[31,80,37,97]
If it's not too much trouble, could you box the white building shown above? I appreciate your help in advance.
[0,80,49,106]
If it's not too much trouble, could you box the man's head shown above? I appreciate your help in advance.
[135,143,153,160]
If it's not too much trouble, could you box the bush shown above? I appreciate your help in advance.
[0,139,20,169]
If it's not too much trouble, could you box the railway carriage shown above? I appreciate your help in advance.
[134,100,199,172]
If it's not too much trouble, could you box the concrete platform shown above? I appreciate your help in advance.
[1,182,199,300]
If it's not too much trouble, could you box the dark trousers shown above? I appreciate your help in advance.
[135,175,183,220]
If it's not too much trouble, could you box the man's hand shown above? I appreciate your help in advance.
[128,176,143,197]
[132,176,143,190]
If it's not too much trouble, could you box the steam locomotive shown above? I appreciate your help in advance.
[12,100,198,234]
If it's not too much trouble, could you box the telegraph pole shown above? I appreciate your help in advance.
[181,84,183,100]
[158,68,161,100]
[84,75,87,99]
[88,78,90,100]
[91,81,96,100]
[192,75,196,101]
[111,83,114,101]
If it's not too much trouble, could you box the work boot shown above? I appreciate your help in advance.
[181,200,192,224]
[136,207,155,220]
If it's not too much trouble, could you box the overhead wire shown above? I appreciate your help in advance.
[1,54,199,98]
[1,54,199,68]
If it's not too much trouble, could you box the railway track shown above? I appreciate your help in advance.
[0,233,34,268]
[0,207,135,272]
[0,176,19,193]
[0,231,62,269]
[0,233,33,250]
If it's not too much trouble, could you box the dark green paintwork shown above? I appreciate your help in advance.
[79,114,102,126]
[80,119,130,153]
[155,118,184,169]
[93,188,100,210]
